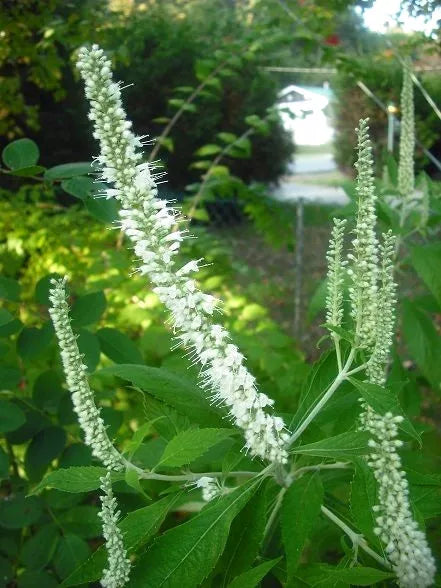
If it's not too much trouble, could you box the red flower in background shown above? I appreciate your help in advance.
[324,34,340,46]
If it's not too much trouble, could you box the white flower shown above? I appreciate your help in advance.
[348,118,379,349]
[361,409,435,588]
[76,44,289,464]
[325,217,347,328]
[398,62,415,205]
[366,230,397,385]
[48,278,124,471]
[98,472,131,588]
[195,476,221,502]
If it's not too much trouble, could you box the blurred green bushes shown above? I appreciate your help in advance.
[332,53,441,175]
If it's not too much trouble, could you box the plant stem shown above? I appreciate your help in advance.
[262,487,286,550]
[295,462,350,476]
[288,349,355,447]
[321,505,391,569]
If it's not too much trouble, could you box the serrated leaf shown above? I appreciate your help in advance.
[350,458,380,547]
[348,378,420,444]
[2,138,39,169]
[129,477,261,587]
[282,474,323,576]
[98,364,225,427]
[410,243,441,306]
[44,162,92,180]
[71,291,106,327]
[97,328,143,364]
[296,564,394,585]
[291,431,371,459]
[158,428,235,467]
[228,557,281,588]
[31,466,125,494]
[61,495,177,587]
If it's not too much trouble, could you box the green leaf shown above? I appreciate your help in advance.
[0,317,22,337]
[35,273,63,305]
[307,278,328,323]
[217,132,237,144]
[44,162,92,180]
[228,557,281,588]
[291,431,371,459]
[62,496,178,587]
[31,466,125,494]
[33,370,65,413]
[2,138,39,169]
[77,329,101,373]
[158,428,235,467]
[21,524,59,570]
[17,571,58,588]
[58,506,101,538]
[0,365,21,389]
[129,477,261,587]
[348,378,420,444]
[410,243,441,306]
[0,494,42,529]
[17,325,53,359]
[402,300,441,390]
[282,474,323,576]
[98,364,225,427]
[350,458,380,547]
[195,144,222,157]
[158,137,174,152]
[0,399,25,433]
[71,291,106,327]
[0,275,21,301]
[61,176,95,200]
[54,534,91,579]
[85,196,119,223]
[296,564,394,586]
[97,328,143,364]
[217,485,267,581]
[0,308,14,327]
[0,446,9,479]
[8,165,45,177]
[24,426,66,481]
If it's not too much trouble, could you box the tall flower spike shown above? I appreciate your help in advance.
[98,472,131,588]
[361,409,436,587]
[325,217,347,328]
[49,278,124,471]
[347,118,379,349]
[398,60,415,214]
[366,230,397,384]
[76,45,289,464]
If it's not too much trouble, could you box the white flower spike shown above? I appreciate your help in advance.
[48,277,124,471]
[326,217,347,328]
[76,44,289,464]
[99,472,131,588]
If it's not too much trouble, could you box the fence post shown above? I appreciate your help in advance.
[294,197,304,339]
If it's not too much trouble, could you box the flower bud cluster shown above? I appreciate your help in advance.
[325,217,347,328]
[347,118,379,349]
[48,278,124,471]
[398,63,415,204]
[361,407,435,588]
[366,231,397,384]
[98,473,131,588]
[76,45,289,464]
[195,476,222,502]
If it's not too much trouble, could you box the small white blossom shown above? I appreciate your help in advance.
[76,44,289,464]
[366,231,397,384]
[195,476,222,502]
[48,278,124,471]
[398,62,415,207]
[98,472,131,588]
[361,408,435,588]
[348,118,379,349]
[325,217,347,328]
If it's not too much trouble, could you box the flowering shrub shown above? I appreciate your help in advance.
[0,46,440,588]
